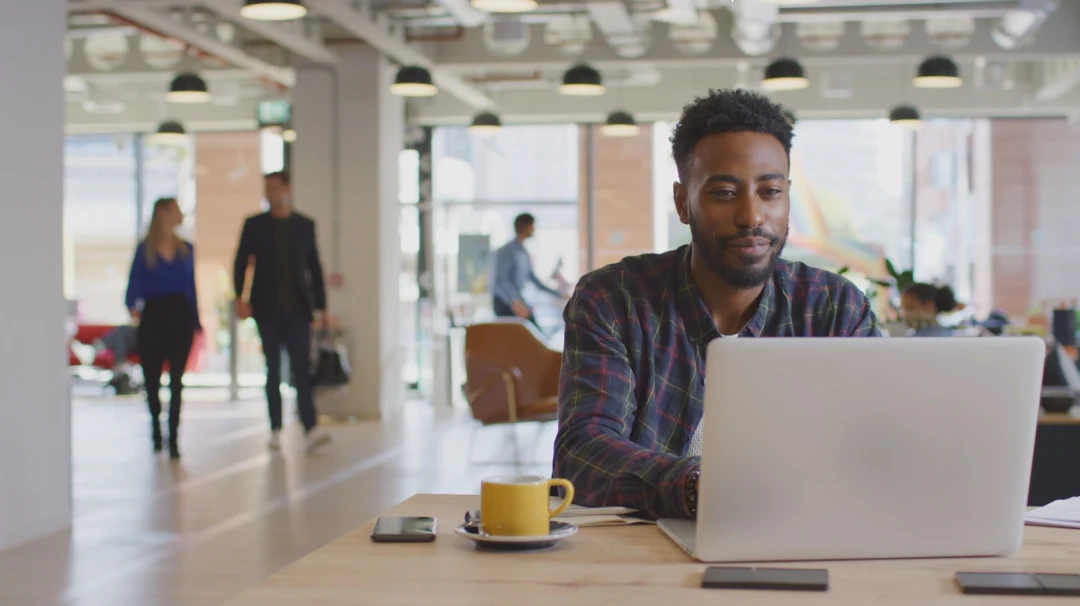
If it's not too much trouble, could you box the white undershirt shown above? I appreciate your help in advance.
[687,332,738,457]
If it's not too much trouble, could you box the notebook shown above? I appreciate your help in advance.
[1025,497,1080,529]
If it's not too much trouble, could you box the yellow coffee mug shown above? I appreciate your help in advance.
[480,475,575,537]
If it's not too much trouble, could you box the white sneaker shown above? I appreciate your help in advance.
[268,431,281,450]
[305,428,331,452]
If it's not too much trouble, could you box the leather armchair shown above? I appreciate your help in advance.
[463,321,561,426]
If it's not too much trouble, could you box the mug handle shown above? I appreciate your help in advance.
[546,478,575,519]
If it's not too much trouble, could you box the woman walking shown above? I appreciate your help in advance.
[125,197,200,459]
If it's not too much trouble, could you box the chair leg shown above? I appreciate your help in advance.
[468,422,480,464]
[510,423,522,467]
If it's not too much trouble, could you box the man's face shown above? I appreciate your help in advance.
[265,176,290,207]
[674,131,790,290]
[519,223,535,239]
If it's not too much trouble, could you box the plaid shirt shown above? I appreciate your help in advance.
[553,245,879,519]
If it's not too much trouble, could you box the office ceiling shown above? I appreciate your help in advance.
[65,0,1080,132]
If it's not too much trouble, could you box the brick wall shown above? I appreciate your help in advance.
[192,132,264,364]
[989,119,1080,318]
[578,125,655,271]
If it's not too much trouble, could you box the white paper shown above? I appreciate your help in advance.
[1024,496,1080,529]
[553,514,653,527]
[549,498,649,526]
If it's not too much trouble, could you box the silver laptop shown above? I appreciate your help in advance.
[659,336,1045,562]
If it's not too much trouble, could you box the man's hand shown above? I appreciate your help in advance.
[319,310,331,331]
[235,299,251,320]
[511,300,531,319]
[129,309,140,322]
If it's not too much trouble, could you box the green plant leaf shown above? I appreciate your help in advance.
[885,258,898,279]
[837,266,850,275]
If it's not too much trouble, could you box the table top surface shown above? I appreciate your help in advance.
[1039,409,1080,425]
[224,493,1080,605]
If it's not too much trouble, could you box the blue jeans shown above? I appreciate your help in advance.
[256,312,317,432]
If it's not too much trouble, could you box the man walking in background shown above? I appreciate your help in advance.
[233,170,331,452]
[490,213,565,332]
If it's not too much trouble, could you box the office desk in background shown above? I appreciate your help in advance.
[1029,409,1080,507]
[224,493,1080,606]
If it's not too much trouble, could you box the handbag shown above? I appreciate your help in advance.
[310,329,351,387]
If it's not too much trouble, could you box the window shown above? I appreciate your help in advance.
[64,134,139,324]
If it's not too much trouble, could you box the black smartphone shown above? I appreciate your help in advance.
[702,566,829,592]
[370,516,437,543]
[955,572,1080,596]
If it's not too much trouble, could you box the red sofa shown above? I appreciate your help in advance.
[69,324,205,372]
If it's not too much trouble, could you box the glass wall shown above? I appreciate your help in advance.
[432,124,579,339]
[652,118,991,325]
[64,134,140,325]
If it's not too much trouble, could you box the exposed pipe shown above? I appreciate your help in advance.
[991,1,1057,49]
[405,26,465,43]
[83,10,288,94]
[729,0,779,56]
[464,70,543,84]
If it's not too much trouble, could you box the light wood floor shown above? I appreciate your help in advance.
[0,388,555,606]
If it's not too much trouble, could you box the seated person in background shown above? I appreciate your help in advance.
[900,283,959,336]
[553,89,879,520]
[96,324,139,394]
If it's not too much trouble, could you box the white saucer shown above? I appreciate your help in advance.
[454,521,578,551]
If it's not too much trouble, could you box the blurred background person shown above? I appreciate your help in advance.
[233,171,331,453]
[901,282,960,337]
[125,197,200,460]
[489,212,565,332]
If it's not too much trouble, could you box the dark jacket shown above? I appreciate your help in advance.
[233,211,327,321]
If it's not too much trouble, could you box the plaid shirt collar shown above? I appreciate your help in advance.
[675,244,776,344]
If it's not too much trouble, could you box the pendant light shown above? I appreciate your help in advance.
[559,64,605,96]
[166,73,210,103]
[240,0,307,21]
[469,111,503,135]
[152,120,188,144]
[600,111,640,137]
[889,105,922,129]
[390,65,438,97]
[761,58,809,91]
[913,56,962,88]
[470,0,538,12]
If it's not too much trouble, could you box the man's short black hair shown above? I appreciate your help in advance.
[513,212,535,233]
[670,89,794,180]
[265,170,291,185]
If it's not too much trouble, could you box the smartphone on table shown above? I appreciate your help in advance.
[370,516,437,543]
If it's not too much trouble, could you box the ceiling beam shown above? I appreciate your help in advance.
[312,0,493,109]
[408,60,1080,125]
[433,0,487,29]
[78,0,294,87]
[198,0,338,65]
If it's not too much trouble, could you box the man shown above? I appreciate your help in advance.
[489,212,564,331]
[233,170,331,452]
[553,89,879,520]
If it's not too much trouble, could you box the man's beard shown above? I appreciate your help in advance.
[688,213,788,290]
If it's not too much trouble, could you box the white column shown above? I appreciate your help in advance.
[0,0,71,551]
[292,46,404,419]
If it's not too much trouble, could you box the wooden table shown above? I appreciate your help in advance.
[225,493,1080,605]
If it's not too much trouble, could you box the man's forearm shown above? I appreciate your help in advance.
[553,428,699,519]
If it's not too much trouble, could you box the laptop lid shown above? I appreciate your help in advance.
[693,336,1044,563]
